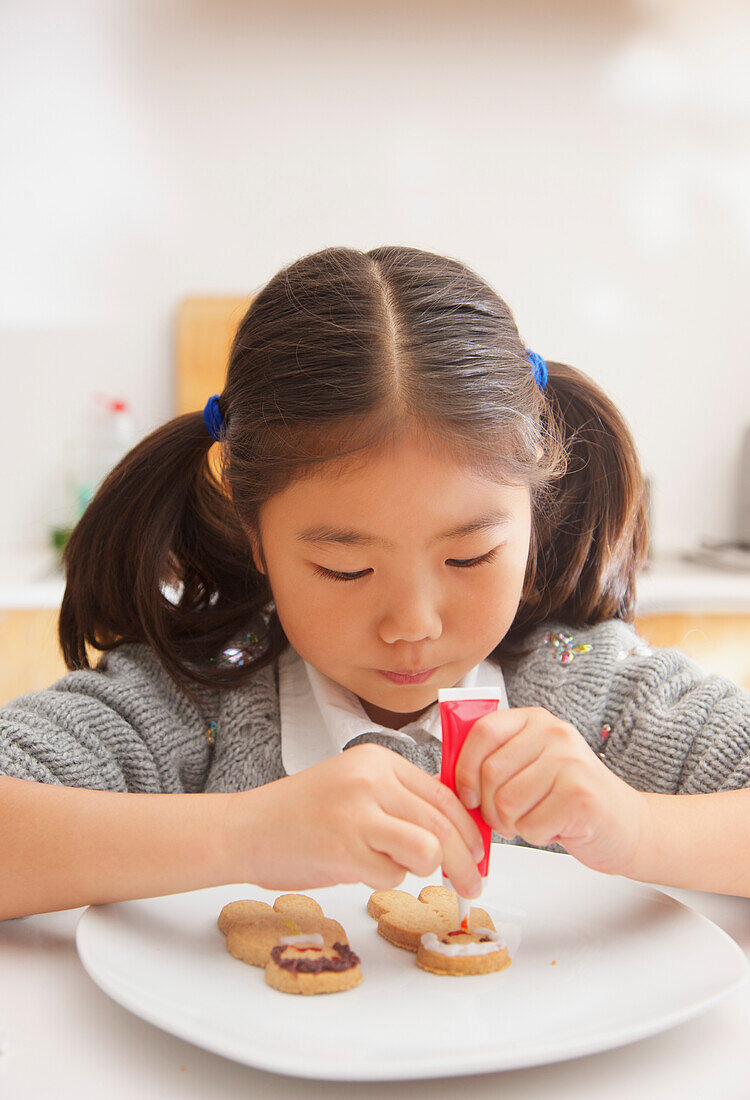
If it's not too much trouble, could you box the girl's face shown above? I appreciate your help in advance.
[253,435,532,730]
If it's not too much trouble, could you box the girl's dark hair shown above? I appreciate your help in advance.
[60,246,648,696]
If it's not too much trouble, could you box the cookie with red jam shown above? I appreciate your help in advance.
[266,940,363,995]
[218,893,362,995]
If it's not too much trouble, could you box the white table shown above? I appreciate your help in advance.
[1,886,749,1100]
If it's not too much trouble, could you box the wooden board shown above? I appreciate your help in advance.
[175,296,254,414]
[0,610,103,705]
[634,613,750,692]
[0,609,67,704]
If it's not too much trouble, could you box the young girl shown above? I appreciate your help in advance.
[1,245,749,922]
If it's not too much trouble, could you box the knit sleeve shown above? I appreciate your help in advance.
[503,619,750,795]
[602,644,750,794]
[0,645,214,794]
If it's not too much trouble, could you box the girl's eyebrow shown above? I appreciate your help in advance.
[296,509,513,550]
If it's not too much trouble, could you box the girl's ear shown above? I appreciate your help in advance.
[246,527,266,576]
[220,474,265,575]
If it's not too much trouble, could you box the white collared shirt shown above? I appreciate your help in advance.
[279,646,508,775]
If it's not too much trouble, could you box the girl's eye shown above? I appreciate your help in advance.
[446,547,501,569]
[312,565,372,583]
[312,543,499,580]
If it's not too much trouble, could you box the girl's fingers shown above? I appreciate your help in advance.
[478,738,547,828]
[377,772,484,897]
[366,815,443,880]
[392,757,485,860]
[357,845,409,891]
[512,786,570,851]
[454,709,538,807]
[489,754,559,835]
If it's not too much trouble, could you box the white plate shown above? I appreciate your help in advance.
[76,845,749,1081]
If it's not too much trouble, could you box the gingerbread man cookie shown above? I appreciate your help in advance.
[219,894,362,995]
[367,885,495,952]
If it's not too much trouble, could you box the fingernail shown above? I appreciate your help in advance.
[458,786,480,809]
[467,878,483,899]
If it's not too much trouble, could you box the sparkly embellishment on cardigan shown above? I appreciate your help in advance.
[206,721,217,747]
[544,631,593,665]
[597,723,612,757]
[208,632,264,668]
[616,645,653,660]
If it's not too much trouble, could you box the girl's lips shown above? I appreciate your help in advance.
[378,667,439,684]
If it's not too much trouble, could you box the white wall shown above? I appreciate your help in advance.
[2,0,749,559]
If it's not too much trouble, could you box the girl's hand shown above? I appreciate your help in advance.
[225,744,486,896]
[454,707,648,876]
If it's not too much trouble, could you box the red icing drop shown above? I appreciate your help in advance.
[443,929,492,944]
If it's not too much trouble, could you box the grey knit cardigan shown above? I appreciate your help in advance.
[1,619,749,810]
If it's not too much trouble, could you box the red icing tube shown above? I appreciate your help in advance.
[439,688,504,877]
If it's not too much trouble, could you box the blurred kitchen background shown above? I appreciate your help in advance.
[1,0,749,698]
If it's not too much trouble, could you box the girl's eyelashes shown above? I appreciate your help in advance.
[312,546,502,583]
[445,546,501,569]
[312,565,372,583]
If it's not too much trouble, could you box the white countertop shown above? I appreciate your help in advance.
[2,549,750,614]
[636,554,750,613]
[1,884,748,1099]
[0,549,66,609]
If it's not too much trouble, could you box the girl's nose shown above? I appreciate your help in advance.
[377,587,443,646]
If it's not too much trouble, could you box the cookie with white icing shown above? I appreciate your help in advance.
[367,885,495,952]
[417,927,511,976]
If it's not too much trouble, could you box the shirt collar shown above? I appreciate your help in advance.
[279,646,508,775]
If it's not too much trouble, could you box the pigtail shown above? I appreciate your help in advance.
[58,409,278,695]
[506,360,649,645]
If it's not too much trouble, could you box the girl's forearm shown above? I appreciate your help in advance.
[0,776,250,920]
[624,788,750,897]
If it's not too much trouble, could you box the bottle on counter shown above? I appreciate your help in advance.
[51,394,139,562]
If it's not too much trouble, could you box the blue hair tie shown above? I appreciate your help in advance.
[526,349,548,392]
[203,394,226,442]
